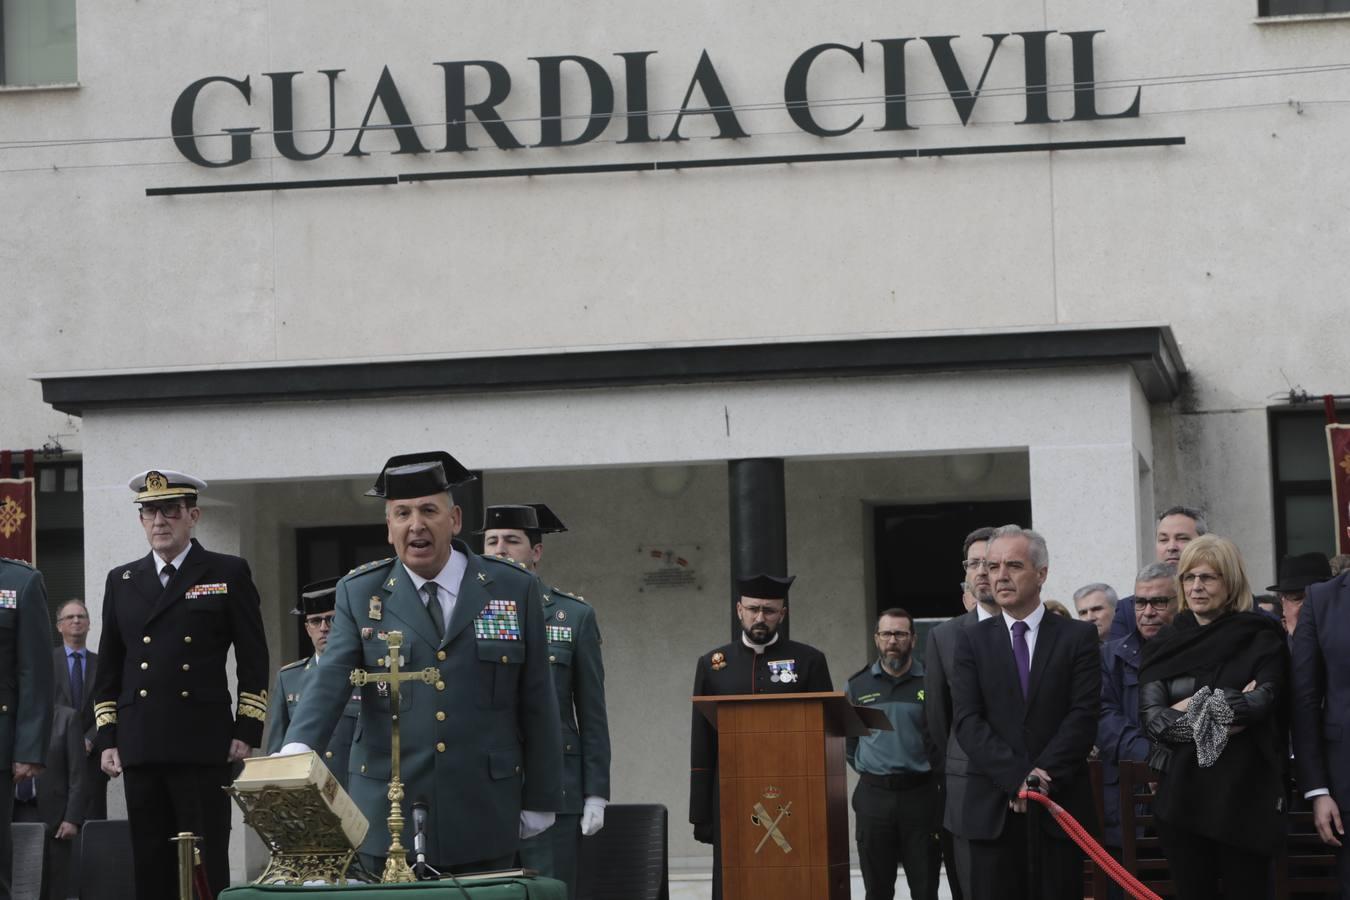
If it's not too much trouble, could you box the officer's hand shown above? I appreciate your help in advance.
[101,748,123,778]
[1314,795,1345,847]
[12,762,43,782]
[55,822,78,840]
[228,739,250,763]
[273,742,313,757]
[693,822,715,844]
[581,797,607,836]
[519,810,555,839]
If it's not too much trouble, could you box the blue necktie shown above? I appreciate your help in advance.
[70,651,84,711]
[1012,621,1031,697]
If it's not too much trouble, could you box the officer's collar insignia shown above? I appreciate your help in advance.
[477,572,487,583]
[386,577,397,588]
[711,651,727,671]
[122,570,131,580]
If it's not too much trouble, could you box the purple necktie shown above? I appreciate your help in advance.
[1011,620,1031,697]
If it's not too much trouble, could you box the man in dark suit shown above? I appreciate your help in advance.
[93,469,270,900]
[12,704,85,900]
[1291,562,1350,893]
[923,525,998,900]
[52,598,105,819]
[951,525,1100,900]
[281,453,562,876]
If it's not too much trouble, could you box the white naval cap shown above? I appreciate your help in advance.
[128,469,208,503]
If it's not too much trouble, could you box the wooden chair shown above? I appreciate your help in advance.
[577,803,669,900]
[1118,760,1174,896]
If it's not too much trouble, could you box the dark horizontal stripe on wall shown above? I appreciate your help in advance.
[38,326,1185,416]
[146,176,399,196]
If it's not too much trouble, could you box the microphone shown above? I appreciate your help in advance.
[412,799,429,871]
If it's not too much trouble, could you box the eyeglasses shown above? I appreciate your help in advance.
[876,630,913,640]
[740,604,784,618]
[305,614,336,629]
[138,503,186,521]
[1181,573,1222,587]
[58,613,88,622]
[1133,597,1175,611]
[962,559,989,571]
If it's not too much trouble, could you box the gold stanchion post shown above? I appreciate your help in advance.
[172,832,200,900]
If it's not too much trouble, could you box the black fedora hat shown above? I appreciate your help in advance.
[1267,552,1332,593]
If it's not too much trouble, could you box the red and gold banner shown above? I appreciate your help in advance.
[1329,423,1350,556]
[0,478,35,564]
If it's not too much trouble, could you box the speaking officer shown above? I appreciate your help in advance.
[264,578,359,792]
[481,503,609,900]
[0,556,55,898]
[690,574,833,900]
[847,607,940,900]
[280,453,562,875]
[93,470,270,900]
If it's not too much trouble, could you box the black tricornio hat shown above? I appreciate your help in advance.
[365,451,476,499]
[477,504,568,535]
[1267,552,1332,593]
[737,573,795,601]
[292,576,340,617]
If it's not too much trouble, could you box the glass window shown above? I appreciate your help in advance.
[1269,406,1342,560]
[1,0,77,87]
[1261,0,1350,14]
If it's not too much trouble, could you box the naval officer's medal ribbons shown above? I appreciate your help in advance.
[185,583,228,598]
[767,659,797,683]
[474,599,521,640]
[0,589,15,609]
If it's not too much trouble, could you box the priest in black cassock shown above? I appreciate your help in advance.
[689,574,833,900]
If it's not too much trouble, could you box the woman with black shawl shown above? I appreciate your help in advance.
[1139,534,1289,899]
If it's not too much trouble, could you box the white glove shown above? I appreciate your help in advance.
[581,796,607,836]
[519,809,556,839]
[274,742,313,757]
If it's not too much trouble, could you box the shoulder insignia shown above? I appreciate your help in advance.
[0,557,34,570]
[710,650,727,671]
[279,658,308,672]
[346,557,394,576]
[549,585,588,604]
[480,554,530,574]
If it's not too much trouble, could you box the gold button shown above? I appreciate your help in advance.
[435,681,445,692]
[500,655,508,663]
[566,743,573,751]
[514,765,521,774]
[361,765,366,774]
[140,662,149,670]
[436,742,446,753]
[1,705,7,712]
[139,689,148,697]
[377,657,385,667]
[436,711,446,722]
[549,655,556,662]
[184,636,192,644]
[142,636,151,644]
[436,651,446,661]
[182,664,190,671]
[181,691,190,698]
[325,751,333,759]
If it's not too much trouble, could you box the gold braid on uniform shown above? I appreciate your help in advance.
[237,689,269,722]
[94,700,118,729]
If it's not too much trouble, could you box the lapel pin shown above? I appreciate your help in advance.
[122,571,131,580]
[556,609,566,622]
[477,572,487,583]
[387,577,397,588]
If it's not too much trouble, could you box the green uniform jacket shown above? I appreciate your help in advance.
[542,586,610,814]
[0,559,54,768]
[284,542,563,866]
[264,656,359,793]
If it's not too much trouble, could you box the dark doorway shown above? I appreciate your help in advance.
[873,498,1032,626]
[294,525,389,658]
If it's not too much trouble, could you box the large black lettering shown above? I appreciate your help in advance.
[616,51,658,144]
[784,43,864,138]
[531,55,614,148]
[266,69,344,161]
[922,34,1009,126]
[171,75,255,168]
[346,66,428,157]
[1065,30,1141,121]
[1015,31,1056,125]
[436,60,525,152]
[873,38,917,133]
[664,50,748,142]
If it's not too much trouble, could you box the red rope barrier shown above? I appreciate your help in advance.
[192,861,215,900]
[1017,788,1163,900]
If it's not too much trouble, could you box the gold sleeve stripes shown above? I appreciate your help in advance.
[237,689,269,723]
[95,700,118,729]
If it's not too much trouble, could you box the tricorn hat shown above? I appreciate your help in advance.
[1267,552,1332,593]
[737,573,795,601]
[292,576,340,618]
[365,451,476,499]
[477,503,568,535]
[129,469,206,503]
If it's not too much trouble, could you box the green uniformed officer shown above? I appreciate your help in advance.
[0,556,55,898]
[264,577,359,792]
[279,453,562,875]
[481,503,610,900]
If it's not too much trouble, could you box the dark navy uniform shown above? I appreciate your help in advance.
[0,557,55,898]
[690,635,833,899]
[264,658,359,791]
[92,539,269,900]
[847,659,941,900]
[519,585,610,897]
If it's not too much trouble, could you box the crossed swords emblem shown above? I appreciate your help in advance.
[750,800,793,854]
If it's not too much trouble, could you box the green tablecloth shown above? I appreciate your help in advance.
[220,876,566,900]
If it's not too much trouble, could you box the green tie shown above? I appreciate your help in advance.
[425,582,444,641]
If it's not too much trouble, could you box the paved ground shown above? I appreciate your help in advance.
[668,869,958,899]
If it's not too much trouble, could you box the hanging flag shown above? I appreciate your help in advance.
[1329,422,1350,556]
[0,478,35,564]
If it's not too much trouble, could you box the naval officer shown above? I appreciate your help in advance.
[690,573,833,900]
[481,503,610,899]
[264,578,359,791]
[0,556,55,898]
[280,453,562,874]
[93,469,270,900]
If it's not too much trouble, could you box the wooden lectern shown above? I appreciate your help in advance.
[693,691,889,900]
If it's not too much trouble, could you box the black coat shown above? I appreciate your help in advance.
[52,646,96,745]
[950,610,1101,842]
[1292,571,1350,810]
[92,540,270,764]
[689,636,833,826]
